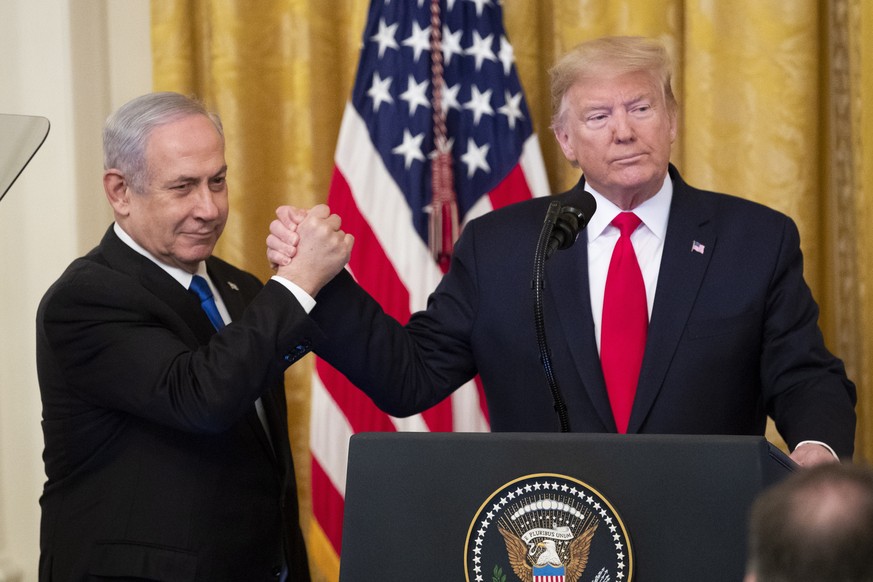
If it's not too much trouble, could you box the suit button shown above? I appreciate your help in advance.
[283,341,311,363]
[272,565,282,578]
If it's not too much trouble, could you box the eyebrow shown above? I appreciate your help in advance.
[165,165,228,186]
[582,93,652,112]
[626,94,653,106]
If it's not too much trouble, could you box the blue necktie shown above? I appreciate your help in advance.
[189,275,226,331]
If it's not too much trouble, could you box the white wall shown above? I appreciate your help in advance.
[0,1,151,579]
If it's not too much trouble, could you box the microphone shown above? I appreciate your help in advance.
[532,183,596,432]
[545,187,596,259]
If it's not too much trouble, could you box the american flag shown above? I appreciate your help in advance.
[309,0,550,566]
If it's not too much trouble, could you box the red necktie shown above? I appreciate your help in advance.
[601,212,647,433]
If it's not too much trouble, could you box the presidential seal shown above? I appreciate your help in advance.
[465,473,632,582]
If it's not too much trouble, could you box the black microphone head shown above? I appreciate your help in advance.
[560,186,597,228]
[550,187,596,254]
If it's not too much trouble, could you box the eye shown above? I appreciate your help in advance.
[585,114,609,129]
[209,176,227,191]
[631,104,654,117]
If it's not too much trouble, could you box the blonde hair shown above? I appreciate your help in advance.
[549,36,677,129]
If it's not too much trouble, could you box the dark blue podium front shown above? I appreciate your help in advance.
[339,433,794,581]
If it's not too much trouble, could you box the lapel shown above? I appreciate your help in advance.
[207,258,248,322]
[549,239,618,431]
[100,226,209,343]
[546,178,617,431]
[626,166,717,433]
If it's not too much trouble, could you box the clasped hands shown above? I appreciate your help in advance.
[267,205,354,297]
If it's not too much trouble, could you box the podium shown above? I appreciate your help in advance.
[339,433,794,581]
[0,113,50,203]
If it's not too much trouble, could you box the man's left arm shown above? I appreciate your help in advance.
[762,215,857,463]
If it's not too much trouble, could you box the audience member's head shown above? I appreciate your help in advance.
[746,463,873,582]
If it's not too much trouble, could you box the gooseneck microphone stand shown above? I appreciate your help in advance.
[532,201,572,432]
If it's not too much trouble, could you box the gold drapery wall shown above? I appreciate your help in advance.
[151,1,872,579]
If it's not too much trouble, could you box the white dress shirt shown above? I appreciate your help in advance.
[585,175,672,354]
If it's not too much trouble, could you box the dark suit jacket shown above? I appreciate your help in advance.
[37,226,318,581]
[312,165,856,458]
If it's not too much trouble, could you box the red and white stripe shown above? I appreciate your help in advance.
[309,100,549,557]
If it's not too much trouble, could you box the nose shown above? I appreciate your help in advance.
[611,110,635,143]
[193,184,221,221]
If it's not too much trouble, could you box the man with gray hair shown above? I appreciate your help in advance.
[745,463,873,582]
[36,92,352,581]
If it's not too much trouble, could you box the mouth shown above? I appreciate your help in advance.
[613,153,646,164]
[183,230,217,239]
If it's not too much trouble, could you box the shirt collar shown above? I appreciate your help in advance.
[113,222,207,289]
[585,173,673,242]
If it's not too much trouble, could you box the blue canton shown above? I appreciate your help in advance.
[351,0,536,241]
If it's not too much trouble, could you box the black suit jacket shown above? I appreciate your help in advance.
[312,166,856,457]
[37,226,318,581]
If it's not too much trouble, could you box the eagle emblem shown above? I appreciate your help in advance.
[499,522,597,582]
[465,474,632,582]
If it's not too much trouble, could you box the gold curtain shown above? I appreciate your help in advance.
[151,1,873,579]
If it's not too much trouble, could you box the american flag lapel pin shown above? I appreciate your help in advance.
[227,281,239,291]
[691,240,705,255]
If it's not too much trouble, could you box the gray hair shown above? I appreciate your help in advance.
[549,36,677,130]
[103,92,223,192]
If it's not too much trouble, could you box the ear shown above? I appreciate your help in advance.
[553,124,577,164]
[104,169,131,217]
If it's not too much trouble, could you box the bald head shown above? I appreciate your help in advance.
[746,463,873,582]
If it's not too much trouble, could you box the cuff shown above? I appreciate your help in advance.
[270,275,316,314]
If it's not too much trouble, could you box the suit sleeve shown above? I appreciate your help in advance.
[39,269,325,434]
[311,227,485,417]
[760,217,856,457]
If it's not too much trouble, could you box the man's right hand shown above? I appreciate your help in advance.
[267,205,307,269]
[269,204,353,297]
